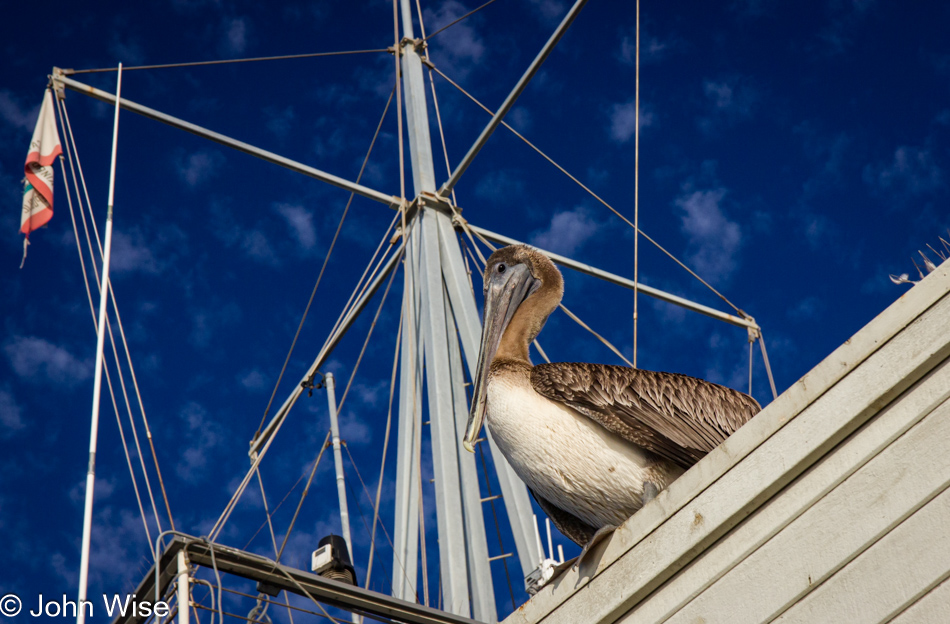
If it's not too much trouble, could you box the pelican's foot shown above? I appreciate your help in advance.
[573,524,617,571]
[642,480,659,505]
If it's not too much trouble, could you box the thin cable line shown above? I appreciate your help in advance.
[60,99,176,531]
[255,469,297,624]
[427,62,748,318]
[365,302,403,591]
[276,431,332,562]
[421,0,501,42]
[58,98,168,545]
[68,49,391,74]
[60,151,154,554]
[254,83,397,439]
[336,247,403,415]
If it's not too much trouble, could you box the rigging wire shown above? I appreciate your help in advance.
[255,83,399,440]
[212,230,404,543]
[67,49,391,75]
[60,152,155,554]
[420,0,501,43]
[364,302,403,591]
[60,98,176,531]
[56,97,165,550]
[426,62,750,319]
[254,469,297,624]
[335,246,404,415]
[276,431,332,562]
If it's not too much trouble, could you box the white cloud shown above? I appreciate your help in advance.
[221,16,249,56]
[530,206,600,255]
[526,0,567,26]
[699,78,757,133]
[275,203,317,251]
[608,100,654,144]
[423,1,486,78]
[475,170,525,201]
[675,188,742,283]
[264,105,295,139]
[619,31,680,66]
[108,35,146,66]
[110,230,160,275]
[0,387,25,438]
[3,336,91,386]
[211,203,280,265]
[176,402,222,483]
[238,368,267,391]
[507,107,532,133]
[863,146,943,198]
[0,90,38,131]
[788,296,824,321]
[176,150,224,188]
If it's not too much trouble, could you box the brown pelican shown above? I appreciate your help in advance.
[462,245,760,564]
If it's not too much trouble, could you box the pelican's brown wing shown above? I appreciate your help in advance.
[531,362,761,469]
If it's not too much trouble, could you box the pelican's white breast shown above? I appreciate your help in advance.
[485,371,684,529]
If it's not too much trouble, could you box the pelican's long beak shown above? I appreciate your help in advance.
[463,264,540,452]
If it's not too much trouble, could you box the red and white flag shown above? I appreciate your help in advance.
[20,89,62,267]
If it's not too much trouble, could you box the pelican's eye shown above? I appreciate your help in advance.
[497,263,507,274]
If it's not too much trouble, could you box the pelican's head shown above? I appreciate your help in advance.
[462,245,563,452]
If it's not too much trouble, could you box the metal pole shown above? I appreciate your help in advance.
[397,1,496,616]
[436,218,539,579]
[176,550,190,624]
[77,63,122,624]
[325,373,355,562]
[437,0,590,197]
[469,224,760,331]
[54,73,400,209]
[325,373,360,624]
[392,225,422,602]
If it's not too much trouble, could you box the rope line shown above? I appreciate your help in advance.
[427,62,748,318]
[60,99,176,532]
[68,49,390,74]
[254,83,397,439]
[57,98,168,549]
[60,152,154,554]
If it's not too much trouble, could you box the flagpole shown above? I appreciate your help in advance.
[76,63,122,624]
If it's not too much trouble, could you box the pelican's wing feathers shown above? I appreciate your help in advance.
[528,487,596,547]
[531,362,760,468]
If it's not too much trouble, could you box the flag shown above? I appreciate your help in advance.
[20,89,62,267]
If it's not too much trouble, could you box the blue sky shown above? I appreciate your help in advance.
[2,0,949,621]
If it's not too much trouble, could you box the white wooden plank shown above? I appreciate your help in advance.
[505,265,950,624]
[889,575,950,624]
[667,396,950,624]
[621,358,950,624]
[513,285,950,624]
[773,485,950,623]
